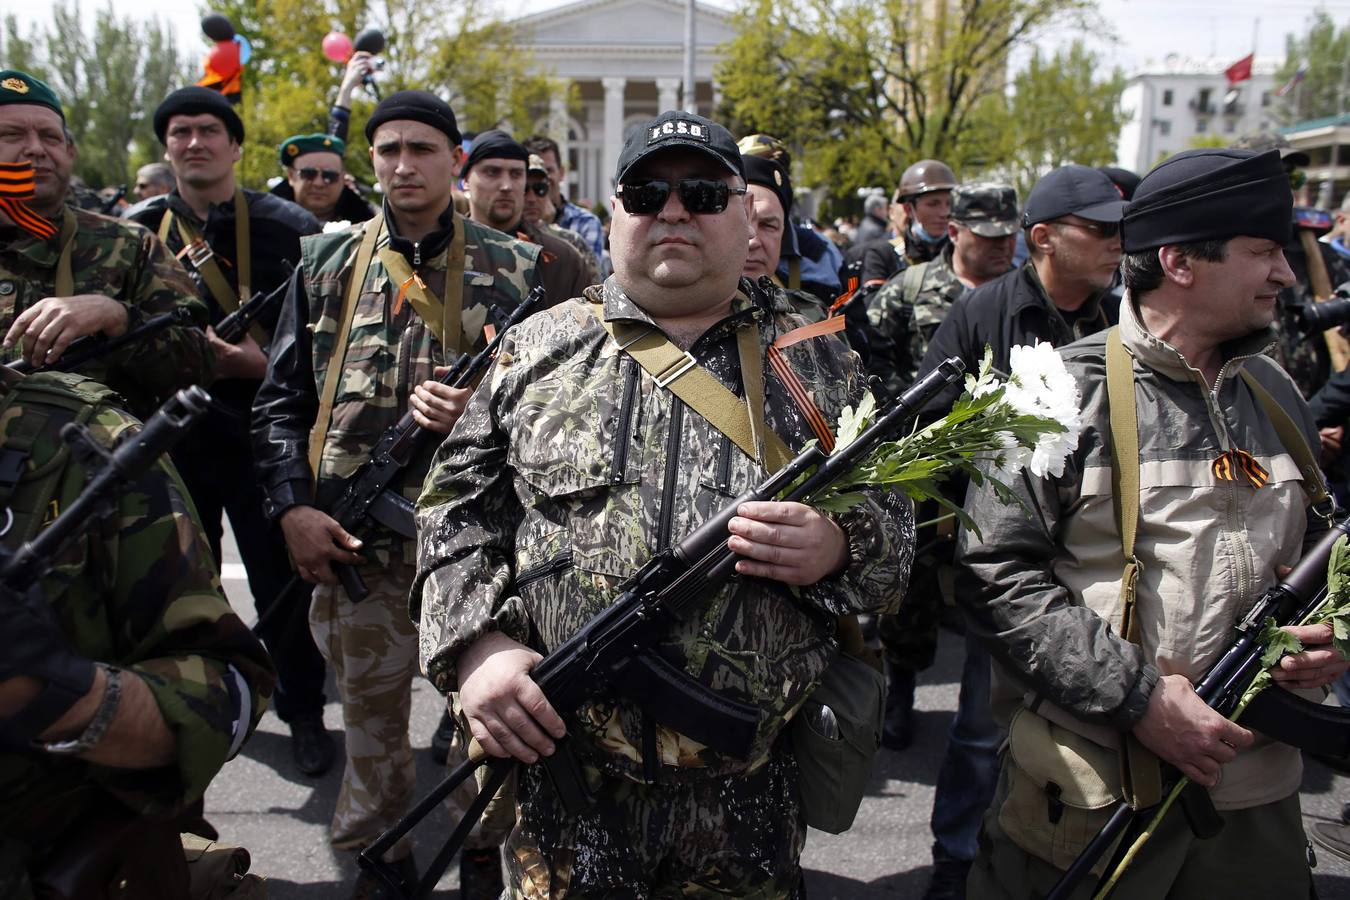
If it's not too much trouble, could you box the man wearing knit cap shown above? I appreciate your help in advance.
[124,86,334,780]
[416,109,911,896]
[0,69,213,409]
[252,88,539,899]
[960,147,1345,898]
[271,132,374,225]
[462,130,591,306]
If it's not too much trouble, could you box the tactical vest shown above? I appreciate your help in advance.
[0,372,125,552]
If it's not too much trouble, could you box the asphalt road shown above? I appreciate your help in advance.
[211,529,1350,898]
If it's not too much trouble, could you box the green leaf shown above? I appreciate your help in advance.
[1259,618,1305,670]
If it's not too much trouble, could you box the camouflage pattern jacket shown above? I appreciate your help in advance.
[866,245,970,401]
[413,277,914,783]
[0,371,275,869]
[252,204,540,567]
[0,209,216,418]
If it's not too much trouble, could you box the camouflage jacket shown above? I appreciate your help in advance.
[252,204,540,566]
[0,371,275,868]
[866,245,968,401]
[413,276,913,783]
[0,210,216,419]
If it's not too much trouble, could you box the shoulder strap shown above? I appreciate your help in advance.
[900,263,925,306]
[1238,368,1332,512]
[308,213,383,479]
[54,209,77,297]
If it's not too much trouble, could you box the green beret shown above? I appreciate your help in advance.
[0,70,64,122]
[279,133,346,167]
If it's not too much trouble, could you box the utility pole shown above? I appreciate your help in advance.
[683,0,697,113]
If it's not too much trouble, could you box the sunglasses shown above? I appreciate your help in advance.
[298,167,342,185]
[1055,219,1120,239]
[619,179,747,215]
[526,181,550,197]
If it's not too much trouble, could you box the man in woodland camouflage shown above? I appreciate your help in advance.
[0,70,214,417]
[252,89,539,899]
[0,369,274,898]
[414,110,913,897]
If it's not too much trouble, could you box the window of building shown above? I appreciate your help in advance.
[1157,120,1172,136]
[1162,88,1174,106]
[1197,88,1212,111]
[1261,92,1271,107]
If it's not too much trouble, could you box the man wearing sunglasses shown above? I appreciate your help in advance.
[523,153,600,282]
[415,110,913,896]
[271,133,374,226]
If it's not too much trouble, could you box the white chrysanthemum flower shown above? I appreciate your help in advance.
[989,430,1031,476]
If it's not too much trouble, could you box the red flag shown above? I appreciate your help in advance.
[1225,53,1254,85]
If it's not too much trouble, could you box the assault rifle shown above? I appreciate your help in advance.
[7,307,193,375]
[1048,518,1350,900]
[212,261,294,345]
[357,357,966,899]
[253,286,546,634]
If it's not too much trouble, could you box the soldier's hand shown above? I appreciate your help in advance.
[727,500,849,585]
[1270,622,1350,690]
[1132,673,1254,787]
[279,505,365,585]
[411,368,471,433]
[4,295,129,366]
[206,327,269,380]
[457,630,566,763]
[1320,426,1344,466]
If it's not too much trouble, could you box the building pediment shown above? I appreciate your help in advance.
[513,0,737,48]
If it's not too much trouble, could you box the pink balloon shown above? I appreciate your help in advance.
[322,31,354,63]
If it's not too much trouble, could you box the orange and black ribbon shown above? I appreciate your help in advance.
[1212,448,1269,488]
[0,161,57,240]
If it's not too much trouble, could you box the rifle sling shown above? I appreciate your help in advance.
[375,214,468,354]
[53,208,77,297]
[159,191,266,345]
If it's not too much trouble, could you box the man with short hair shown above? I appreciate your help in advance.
[0,69,214,415]
[272,133,374,225]
[124,85,332,780]
[524,153,599,281]
[855,191,890,244]
[415,110,913,896]
[962,147,1346,899]
[523,133,605,263]
[133,162,175,201]
[252,90,539,898]
[742,152,826,321]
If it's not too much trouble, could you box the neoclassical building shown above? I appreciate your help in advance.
[513,0,738,207]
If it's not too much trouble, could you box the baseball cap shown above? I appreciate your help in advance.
[614,111,744,185]
[1022,165,1125,226]
[952,183,1019,237]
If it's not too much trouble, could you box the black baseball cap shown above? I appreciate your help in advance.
[614,111,743,186]
[1022,165,1125,227]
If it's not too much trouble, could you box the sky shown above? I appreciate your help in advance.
[17,0,1350,77]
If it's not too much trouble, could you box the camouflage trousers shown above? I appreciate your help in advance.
[443,694,518,851]
[505,743,805,898]
[310,561,418,860]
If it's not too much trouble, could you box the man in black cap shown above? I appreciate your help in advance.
[462,129,591,306]
[415,109,912,896]
[252,88,540,899]
[742,152,827,321]
[960,147,1344,898]
[123,86,333,781]
[272,133,374,226]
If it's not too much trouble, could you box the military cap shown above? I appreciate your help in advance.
[742,154,793,216]
[951,183,1019,237]
[0,70,63,122]
[1231,131,1310,168]
[898,159,956,201]
[737,132,792,169]
[1023,165,1125,226]
[153,87,244,144]
[1122,148,1291,252]
[616,111,743,185]
[365,90,460,146]
[527,153,548,176]
[462,130,528,177]
[279,133,345,167]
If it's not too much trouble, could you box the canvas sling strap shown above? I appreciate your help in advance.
[306,212,468,479]
[1104,326,1331,809]
[158,190,266,346]
[53,208,77,297]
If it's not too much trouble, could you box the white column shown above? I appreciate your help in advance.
[657,77,681,115]
[549,91,569,156]
[602,76,627,192]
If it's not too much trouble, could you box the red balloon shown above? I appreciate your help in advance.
[206,39,241,76]
[322,31,354,63]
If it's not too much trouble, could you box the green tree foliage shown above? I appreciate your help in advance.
[975,41,1127,199]
[715,0,1097,199]
[1,7,193,190]
[207,0,566,187]
[1274,11,1350,125]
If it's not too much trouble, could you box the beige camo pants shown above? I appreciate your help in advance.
[310,561,418,861]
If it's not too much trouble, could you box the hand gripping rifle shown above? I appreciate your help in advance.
[357,358,967,899]
[253,286,546,635]
[1048,517,1350,900]
[6,307,194,375]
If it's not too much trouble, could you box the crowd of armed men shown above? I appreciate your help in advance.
[4,41,1350,900]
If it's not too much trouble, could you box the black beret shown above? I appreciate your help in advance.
[1122,148,1291,253]
[462,130,528,177]
[365,90,460,146]
[154,86,244,144]
[742,154,792,217]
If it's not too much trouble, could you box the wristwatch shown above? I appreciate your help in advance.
[37,664,122,756]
